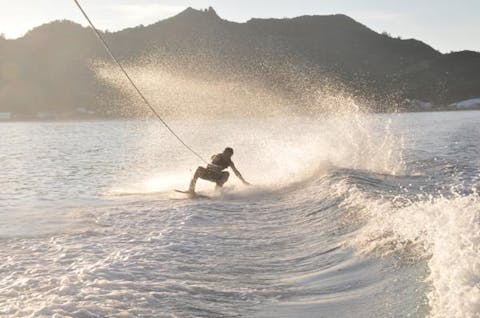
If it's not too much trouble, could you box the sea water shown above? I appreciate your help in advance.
[0,111,479,317]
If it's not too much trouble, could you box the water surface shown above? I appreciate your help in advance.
[1,111,479,317]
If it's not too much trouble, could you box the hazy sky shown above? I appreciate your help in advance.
[1,0,479,53]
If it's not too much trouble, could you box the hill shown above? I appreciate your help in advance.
[1,7,479,118]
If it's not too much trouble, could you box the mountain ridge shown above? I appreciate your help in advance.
[1,7,479,118]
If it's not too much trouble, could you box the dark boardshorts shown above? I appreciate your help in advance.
[197,167,230,186]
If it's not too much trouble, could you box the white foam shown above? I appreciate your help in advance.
[105,112,404,199]
[348,188,480,318]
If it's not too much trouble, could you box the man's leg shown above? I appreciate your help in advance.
[215,171,230,191]
[189,167,206,192]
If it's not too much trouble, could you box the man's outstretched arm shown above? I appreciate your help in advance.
[231,162,250,185]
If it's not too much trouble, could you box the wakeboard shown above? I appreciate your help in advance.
[174,190,210,199]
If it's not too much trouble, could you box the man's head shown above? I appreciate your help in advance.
[223,147,234,158]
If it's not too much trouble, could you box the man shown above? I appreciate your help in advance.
[189,147,250,193]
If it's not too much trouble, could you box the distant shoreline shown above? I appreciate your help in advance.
[2,108,480,124]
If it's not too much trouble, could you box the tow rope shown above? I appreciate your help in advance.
[72,0,208,164]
